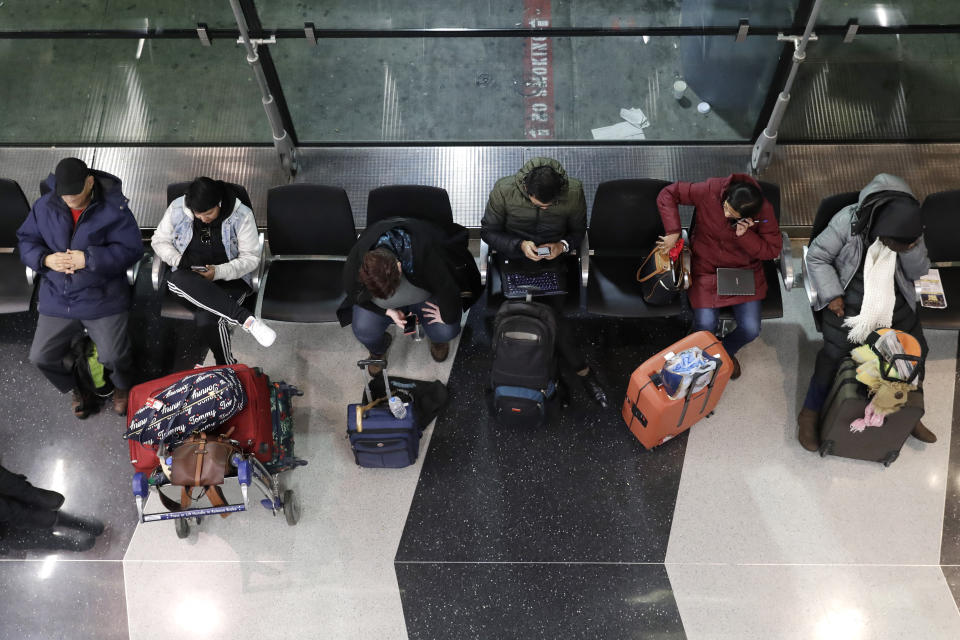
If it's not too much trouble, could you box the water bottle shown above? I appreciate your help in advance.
[388,396,407,420]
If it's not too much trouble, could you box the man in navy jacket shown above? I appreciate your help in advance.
[17,158,143,417]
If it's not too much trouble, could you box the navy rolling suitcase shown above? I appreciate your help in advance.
[346,359,420,468]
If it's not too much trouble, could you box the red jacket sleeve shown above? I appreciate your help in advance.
[656,181,712,235]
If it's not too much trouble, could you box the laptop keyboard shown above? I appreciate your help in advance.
[503,271,565,298]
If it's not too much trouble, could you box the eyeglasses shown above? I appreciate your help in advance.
[199,227,211,245]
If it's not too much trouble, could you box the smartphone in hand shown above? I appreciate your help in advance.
[403,314,418,335]
[190,265,209,273]
[536,246,551,257]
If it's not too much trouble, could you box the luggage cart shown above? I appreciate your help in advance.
[132,450,300,538]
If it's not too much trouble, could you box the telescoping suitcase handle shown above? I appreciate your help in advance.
[356,358,392,404]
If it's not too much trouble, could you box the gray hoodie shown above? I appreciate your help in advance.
[806,173,930,312]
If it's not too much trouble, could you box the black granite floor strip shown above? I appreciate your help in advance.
[396,305,690,563]
[396,562,686,640]
[939,334,960,610]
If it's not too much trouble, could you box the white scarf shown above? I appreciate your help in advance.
[844,238,897,344]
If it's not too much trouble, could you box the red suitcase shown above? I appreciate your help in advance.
[127,364,274,474]
[622,331,733,449]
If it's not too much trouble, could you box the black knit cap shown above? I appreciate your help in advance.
[54,157,89,196]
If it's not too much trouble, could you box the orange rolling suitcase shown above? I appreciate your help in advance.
[622,331,733,449]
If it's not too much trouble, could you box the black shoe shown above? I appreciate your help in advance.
[55,511,106,537]
[0,466,65,511]
[5,529,96,553]
[580,370,608,409]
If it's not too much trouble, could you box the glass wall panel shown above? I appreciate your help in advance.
[272,34,780,142]
[256,0,797,30]
[0,39,268,143]
[818,2,960,26]
[0,1,237,31]
[780,35,960,140]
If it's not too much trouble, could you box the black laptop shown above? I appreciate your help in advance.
[500,259,567,299]
[716,268,756,296]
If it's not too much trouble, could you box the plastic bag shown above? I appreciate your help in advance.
[660,347,718,400]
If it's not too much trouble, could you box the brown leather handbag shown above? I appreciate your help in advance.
[163,432,240,518]
[169,432,239,487]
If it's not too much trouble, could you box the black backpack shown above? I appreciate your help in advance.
[490,300,558,426]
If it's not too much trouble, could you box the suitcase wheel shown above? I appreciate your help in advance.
[175,518,190,539]
[283,489,301,526]
[818,440,834,458]
[882,450,899,467]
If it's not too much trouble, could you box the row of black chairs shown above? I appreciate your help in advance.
[153,183,454,324]
[3,176,956,331]
[482,179,792,328]
[0,178,459,323]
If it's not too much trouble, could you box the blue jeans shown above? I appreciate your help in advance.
[352,299,461,354]
[692,300,762,357]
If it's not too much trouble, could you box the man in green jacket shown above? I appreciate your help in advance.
[481,157,607,407]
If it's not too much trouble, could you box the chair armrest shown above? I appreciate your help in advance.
[801,245,817,307]
[251,233,266,293]
[778,231,794,290]
[479,239,490,287]
[26,266,36,286]
[254,261,270,320]
[126,253,145,287]
[151,254,167,292]
[680,230,691,290]
[578,232,589,288]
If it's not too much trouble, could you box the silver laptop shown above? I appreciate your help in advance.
[716,268,756,296]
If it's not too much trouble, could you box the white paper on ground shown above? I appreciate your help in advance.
[591,121,647,140]
[619,107,650,128]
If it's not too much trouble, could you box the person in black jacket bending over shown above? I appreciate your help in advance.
[338,216,480,375]
[481,157,607,408]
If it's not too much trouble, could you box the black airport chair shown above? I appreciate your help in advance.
[151,182,259,321]
[918,190,960,330]
[0,178,36,313]
[584,178,686,318]
[255,184,356,323]
[366,185,453,228]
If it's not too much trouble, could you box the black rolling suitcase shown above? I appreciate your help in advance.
[817,358,924,466]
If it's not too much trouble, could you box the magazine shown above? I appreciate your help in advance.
[918,269,947,309]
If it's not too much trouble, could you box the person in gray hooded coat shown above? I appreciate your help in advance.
[797,174,934,451]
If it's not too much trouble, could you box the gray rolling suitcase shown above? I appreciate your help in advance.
[817,358,924,466]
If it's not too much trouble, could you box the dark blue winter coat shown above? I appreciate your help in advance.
[17,170,143,320]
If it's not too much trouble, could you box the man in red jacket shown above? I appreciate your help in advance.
[657,175,782,379]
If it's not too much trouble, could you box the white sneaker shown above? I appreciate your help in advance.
[243,316,276,347]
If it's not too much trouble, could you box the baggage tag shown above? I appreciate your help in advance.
[145,396,164,411]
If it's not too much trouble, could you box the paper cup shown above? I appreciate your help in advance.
[672,80,687,100]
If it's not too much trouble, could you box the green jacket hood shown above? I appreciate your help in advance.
[513,157,570,197]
